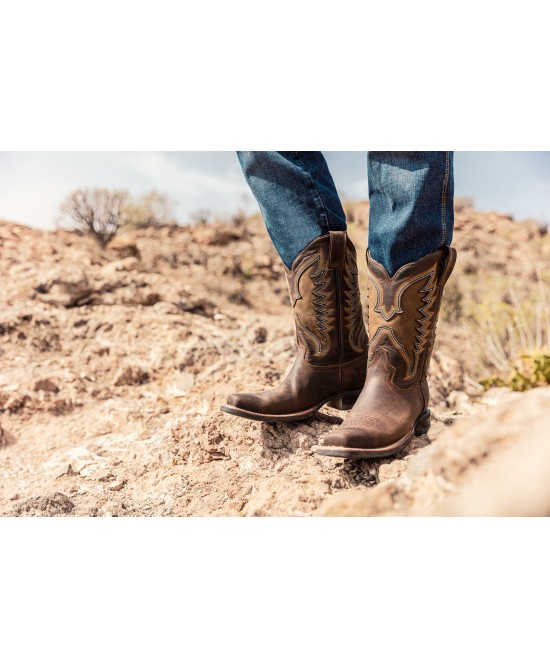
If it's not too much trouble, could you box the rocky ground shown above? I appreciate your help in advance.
[1,204,549,516]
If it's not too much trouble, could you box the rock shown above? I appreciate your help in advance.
[318,388,550,517]
[33,378,60,393]
[179,298,216,318]
[113,365,150,386]
[35,267,93,307]
[252,327,267,344]
[59,463,80,477]
[2,393,30,413]
[108,480,126,492]
[167,371,195,397]
[136,292,161,306]
[194,225,242,246]
[14,493,74,516]
[98,257,139,276]
[97,471,116,482]
[108,239,141,259]
[152,301,181,315]
[0,391,9,408]
[378,459,407,483]
[429,353,465,405]
[446,390,471,410]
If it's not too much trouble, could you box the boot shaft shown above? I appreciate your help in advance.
[367,246,457,385]
[285,231,368,367]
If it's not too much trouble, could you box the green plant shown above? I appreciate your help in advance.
[481,353,550,391]
[478,274,550,391]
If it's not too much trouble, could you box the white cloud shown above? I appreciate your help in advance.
[0,151,255,228]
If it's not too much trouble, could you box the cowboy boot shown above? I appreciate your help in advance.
[316,245,457,458]
[220,231,369,422]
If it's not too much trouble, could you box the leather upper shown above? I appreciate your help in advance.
[286,231,368,367]
[225,231,369,416]
[323,245,457,450]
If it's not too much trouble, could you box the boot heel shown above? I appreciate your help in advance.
[326,390,361,411]
[414,409,431,436]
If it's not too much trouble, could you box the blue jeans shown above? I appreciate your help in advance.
[237,151,454,276]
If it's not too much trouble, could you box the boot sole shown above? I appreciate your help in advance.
[219,390,361,423]
[315,409,431,459]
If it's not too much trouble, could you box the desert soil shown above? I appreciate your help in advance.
[1,204,549,516]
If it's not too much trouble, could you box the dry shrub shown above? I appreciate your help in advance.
[123,191,177,229]
[479,275,550,390]
[60,188,129,246]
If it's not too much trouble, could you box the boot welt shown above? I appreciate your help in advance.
[315,409,431,459]
[219,390,361,423]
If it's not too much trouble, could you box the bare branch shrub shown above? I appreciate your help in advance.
[60,188,129,246]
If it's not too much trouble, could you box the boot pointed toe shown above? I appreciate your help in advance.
[318,426,392,457]
[321,428,366,450]
[225,392,253,409]
[221,391,267,417]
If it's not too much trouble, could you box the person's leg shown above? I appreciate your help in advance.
[367,151,454,275]
[221,151,368,422]
[318,151,456,459]
[237,151,347,268]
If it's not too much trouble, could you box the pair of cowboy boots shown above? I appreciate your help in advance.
[220,231,457,459]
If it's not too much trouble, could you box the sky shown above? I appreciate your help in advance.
[1,152,549,229]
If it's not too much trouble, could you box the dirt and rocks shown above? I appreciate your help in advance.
[1,204,549,516]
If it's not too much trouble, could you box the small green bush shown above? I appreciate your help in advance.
[480,352,550,392]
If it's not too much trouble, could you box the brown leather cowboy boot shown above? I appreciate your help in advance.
[316,245,457,458]
[220,231,368,422]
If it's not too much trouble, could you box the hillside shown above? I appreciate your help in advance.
[1,204,549,516]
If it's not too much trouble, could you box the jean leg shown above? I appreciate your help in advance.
[237,151,346,268]
[367,151,454,276]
